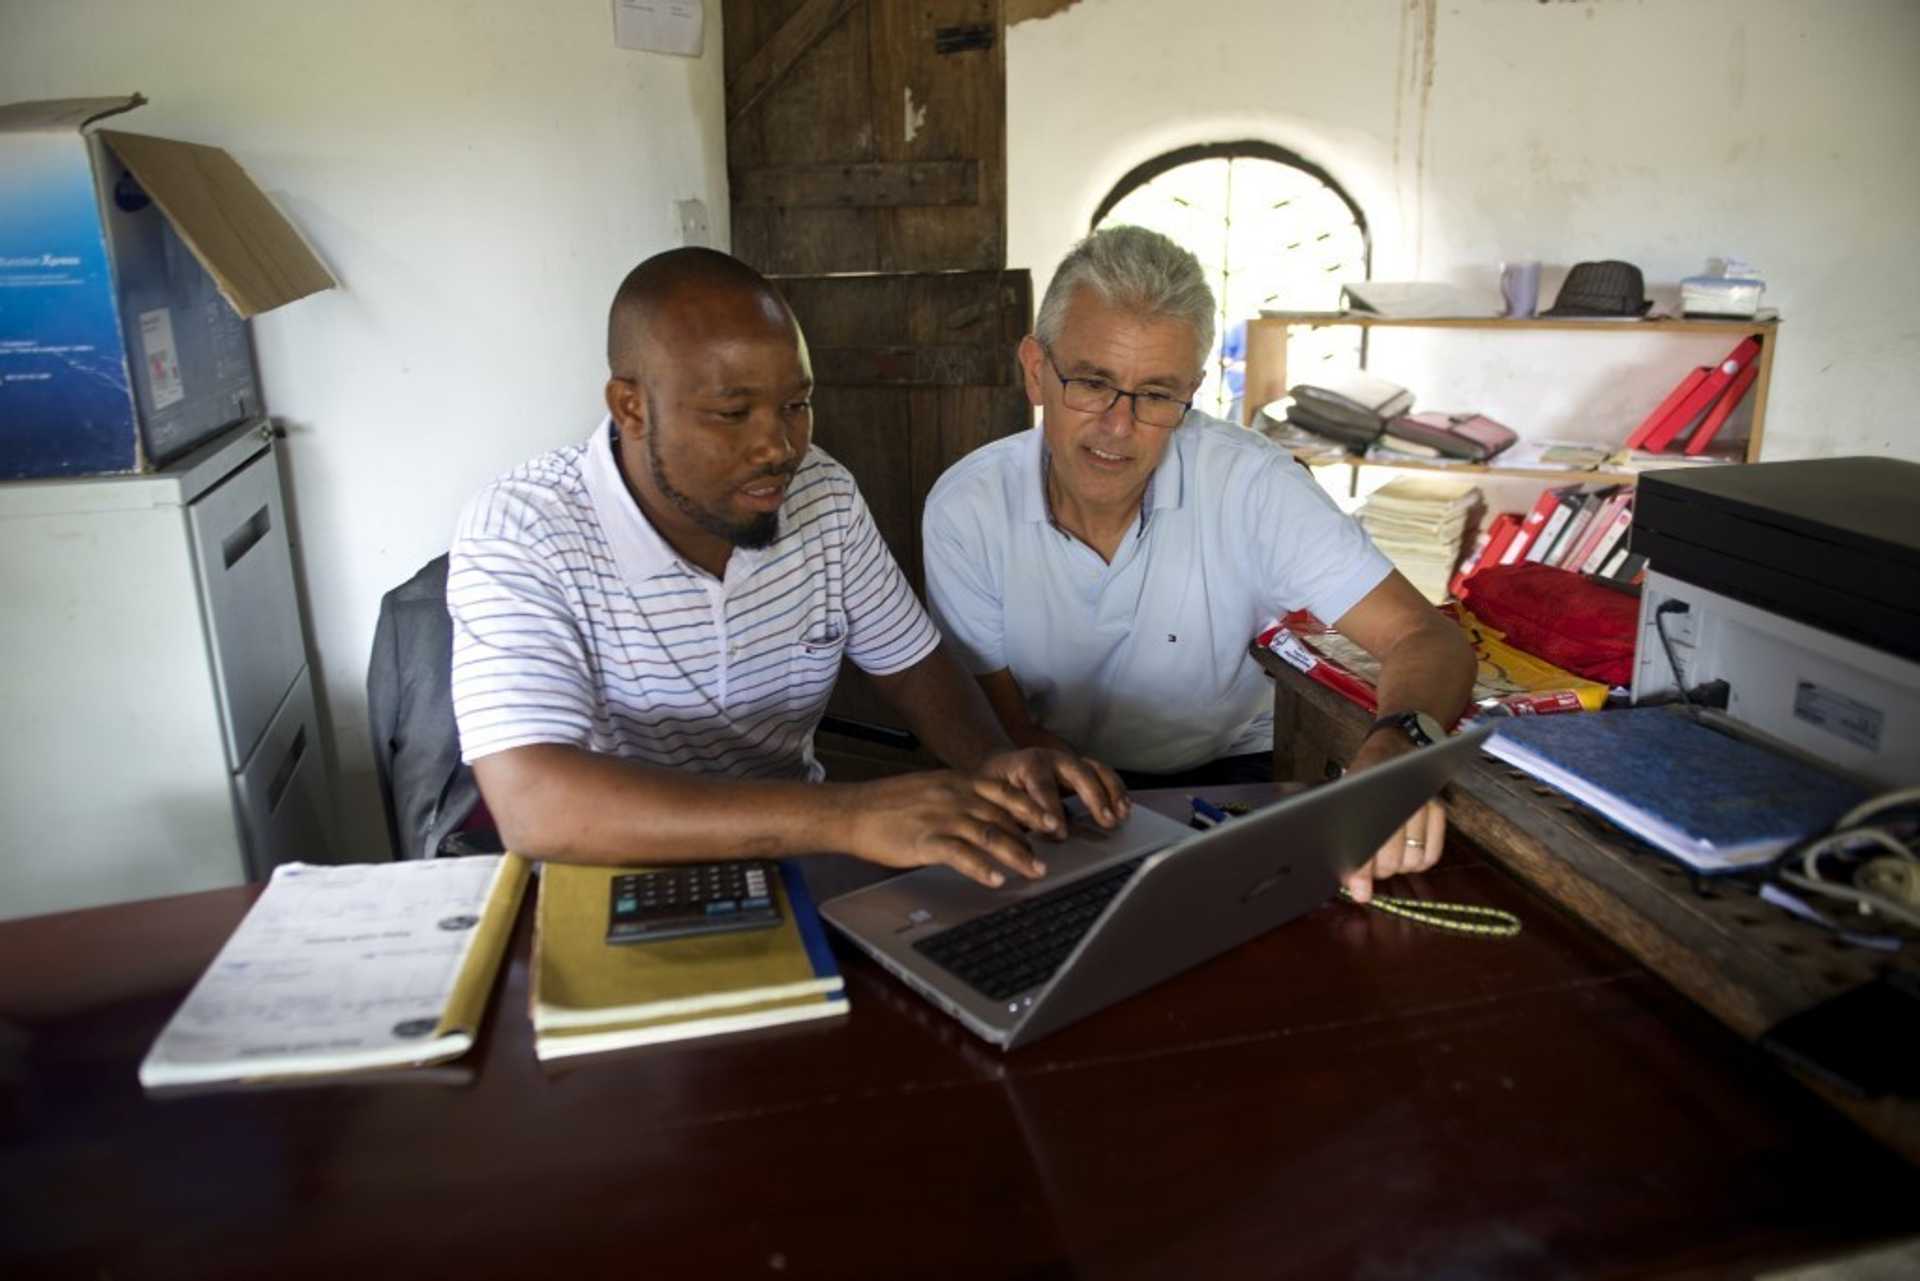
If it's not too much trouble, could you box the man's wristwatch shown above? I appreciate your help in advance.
[1366,709,1447,748]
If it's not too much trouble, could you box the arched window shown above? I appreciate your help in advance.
[1092,141,1369,421]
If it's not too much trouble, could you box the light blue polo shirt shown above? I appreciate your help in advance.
[922,414,1393,773]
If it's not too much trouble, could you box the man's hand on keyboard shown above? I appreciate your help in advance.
[842,771,1057,888]
[976,747,1130,840]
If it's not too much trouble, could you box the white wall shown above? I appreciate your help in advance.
[0,0,727,860]
[1009,0,1920,464]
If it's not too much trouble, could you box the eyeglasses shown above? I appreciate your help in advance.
[1041,345,1192,429]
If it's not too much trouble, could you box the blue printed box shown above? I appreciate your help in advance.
[0,95,333,479]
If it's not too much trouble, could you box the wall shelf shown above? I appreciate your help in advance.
[1308,453,1746,487]
[1255,311,1778,335]
[1242,310,1781,472]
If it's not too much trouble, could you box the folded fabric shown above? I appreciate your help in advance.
[1455,562,1637,687]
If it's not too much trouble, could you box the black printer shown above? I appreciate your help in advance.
[1634,457,1920,665]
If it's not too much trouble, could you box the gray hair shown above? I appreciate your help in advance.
[1033,225,1216,370]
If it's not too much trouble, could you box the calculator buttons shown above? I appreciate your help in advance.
[606,859,784,944]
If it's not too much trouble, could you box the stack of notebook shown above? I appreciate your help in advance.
[531,859,847,1061]
[1356,476,1483,603]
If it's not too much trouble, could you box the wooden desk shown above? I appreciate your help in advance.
[1257,644,1920,1168]
[4,793,1918,1279]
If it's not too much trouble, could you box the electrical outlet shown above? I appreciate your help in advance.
[675,198,710,248]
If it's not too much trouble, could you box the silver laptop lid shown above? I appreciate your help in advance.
[1009,727,1491,1046]
[819,802,1193,1043]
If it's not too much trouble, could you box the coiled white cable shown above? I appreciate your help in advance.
[1775,787,1920,931]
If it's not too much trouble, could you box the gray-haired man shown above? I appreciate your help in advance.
[922,226,1476,901]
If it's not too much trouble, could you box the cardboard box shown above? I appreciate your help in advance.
[0,95,334,479]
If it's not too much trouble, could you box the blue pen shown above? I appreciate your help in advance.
[1189,796,1231,828]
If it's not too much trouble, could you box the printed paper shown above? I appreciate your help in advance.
[613,0,704,56]
[139,306,184,411]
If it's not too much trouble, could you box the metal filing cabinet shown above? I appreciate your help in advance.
[0,418,332,921]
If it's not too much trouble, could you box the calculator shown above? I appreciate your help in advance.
[605,860,782,944]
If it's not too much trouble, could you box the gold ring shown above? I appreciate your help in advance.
[1405,837,1425,848]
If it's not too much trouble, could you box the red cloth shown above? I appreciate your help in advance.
[1456,563,1638,687]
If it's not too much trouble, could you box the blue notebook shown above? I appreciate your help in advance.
[1484,709,1870,873]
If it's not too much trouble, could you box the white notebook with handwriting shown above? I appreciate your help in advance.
[138,854,527,1089]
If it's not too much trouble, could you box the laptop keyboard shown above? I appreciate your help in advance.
[912,856,1148,1001]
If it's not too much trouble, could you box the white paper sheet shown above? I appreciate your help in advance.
[138,307,184,410]
[139,857,507,1087]
[613,0,704,56]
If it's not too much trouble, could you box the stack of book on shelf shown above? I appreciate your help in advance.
[1453,484,1644,593]
[531,859,847,1062]
[1621,336,1762,459]
[1483,708,1869,874]
[139,854,530,1091]
[1356,475,1482,603]
[1494,439,1614,472]
[1681,274,1766,320]
[1603,449,1732,474]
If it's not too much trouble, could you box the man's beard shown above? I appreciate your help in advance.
[644,400,786,550]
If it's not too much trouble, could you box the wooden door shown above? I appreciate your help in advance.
[724,0,1006,274]
[777,270,1032,750]
[777,270,1030,600]
[725,2,1020,762]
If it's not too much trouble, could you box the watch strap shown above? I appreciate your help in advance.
[1368,710,1439,746]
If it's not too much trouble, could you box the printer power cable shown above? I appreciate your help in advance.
[1653,599,1695,707]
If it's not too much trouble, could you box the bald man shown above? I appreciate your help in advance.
[447,249,1127,890]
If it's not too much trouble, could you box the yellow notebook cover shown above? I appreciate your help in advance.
[535,989,849,1061]
[531,860,845,1034]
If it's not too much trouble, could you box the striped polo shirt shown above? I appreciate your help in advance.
[448,419,940,781]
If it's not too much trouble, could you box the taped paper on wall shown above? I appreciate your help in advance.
[613,0,704,57]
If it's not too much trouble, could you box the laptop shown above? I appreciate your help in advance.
[820,726,1492,1049]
